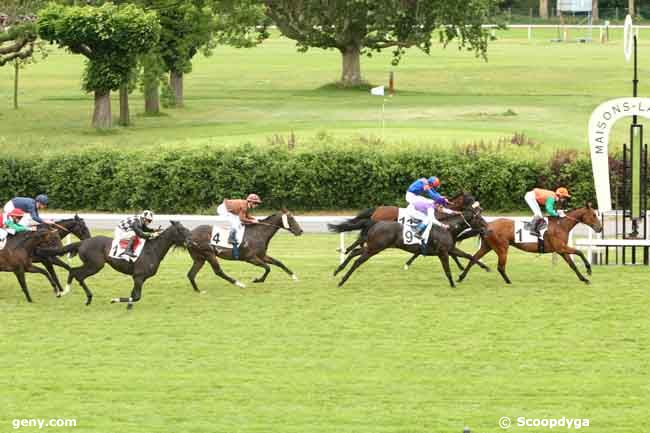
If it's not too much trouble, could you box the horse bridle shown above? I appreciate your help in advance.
[255,214,291,230]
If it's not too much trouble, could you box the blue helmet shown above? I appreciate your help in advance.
[35,194,49,205]
[428,176,440,188]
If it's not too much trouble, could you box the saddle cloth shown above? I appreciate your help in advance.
[397,207,432,246]
[0,229,6,250]
[109,237,146,262]
[210,225,245,249]
[514,218,548,243]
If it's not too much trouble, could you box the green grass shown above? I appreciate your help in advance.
[0,234,648,433]
[2,29,650,157]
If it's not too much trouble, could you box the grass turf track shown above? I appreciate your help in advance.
[0,233,648,433]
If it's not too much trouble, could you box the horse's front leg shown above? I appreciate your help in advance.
[404,252,420,270]
[263,255,298,281]
[247,257,271,283]
[26,264,60,295]
[111,276,146,309]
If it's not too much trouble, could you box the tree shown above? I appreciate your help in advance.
[540,0,549,19]
[265,0,497,87]
[152,0,267,108]
[39,3,160,128]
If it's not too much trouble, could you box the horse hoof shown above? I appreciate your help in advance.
[127,303,134,310]
[110,298,119,304]
[235,281,246,289]
[584,279,591,285]
[200,290,207,295]
[56,292,62,298]
[85,298,92,306]
[253,279,262,284]
[403,265,409,271]
[61,284,71,296]
[291,274,299,282]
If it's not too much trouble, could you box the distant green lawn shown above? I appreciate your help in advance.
[2,28,650,157]
[0,234,648,433]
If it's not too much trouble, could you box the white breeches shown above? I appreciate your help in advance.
[525,191,543,218]
[217,202,242,232]
[114,228,135,241]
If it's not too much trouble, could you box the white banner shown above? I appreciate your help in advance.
[588,97,650,211]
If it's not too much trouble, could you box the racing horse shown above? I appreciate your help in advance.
[457,203,603,284]
[49,221,191,308]
[332,192,474,255]
[186,209,303,292]
[33,215,91,296]
[335,199,486,288]
[0,228,58,302]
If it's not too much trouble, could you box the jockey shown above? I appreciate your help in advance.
[524,187,571,236]
[3,194,52,227]
[216,193,261,260]
[3,208,32,234]
[115,210,158,258]
[405,176,450,237]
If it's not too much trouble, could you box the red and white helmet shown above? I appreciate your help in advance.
[246,193,262,204]
[8,208,25,218]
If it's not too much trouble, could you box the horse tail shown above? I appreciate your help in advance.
[327,208,375,233]
[36,242,81,258]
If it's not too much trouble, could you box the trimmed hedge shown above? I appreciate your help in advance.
[0,146,599,212]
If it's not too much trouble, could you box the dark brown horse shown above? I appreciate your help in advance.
[333,192,471,255]
[49,221,192,308]
[335,199,486,288]
[33,215,91,296]
[186,209,303,292]
[0,229,58,302]
[457,204,603,284]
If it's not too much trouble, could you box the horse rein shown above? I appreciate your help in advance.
[253,214,291,230]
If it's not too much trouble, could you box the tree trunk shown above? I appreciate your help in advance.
[170,70,183,107]
[92,90,111,129]
[340,45,362,87]
[119,84,130,126]
[144,75,160,115]
[13,61,19,110]
[629,0,635,16]
[540,0,548,19]
[592,0,599,22]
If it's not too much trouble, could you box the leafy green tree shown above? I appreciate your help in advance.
[152,0,267,107]
[265,0,497,87]
[39,3,160,128]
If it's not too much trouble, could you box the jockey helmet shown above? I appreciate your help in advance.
[8,208,25,218]
[555,187,571,198]
[247,193,262,204]
[35,194,49,205]
[428,176,440,188]
[141,210,154,222]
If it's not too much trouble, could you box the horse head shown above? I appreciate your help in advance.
[572,202,603,233]
[72,214,92,239]
[166,220,192,247]
[461,199,487,233]
[279,208,303,236]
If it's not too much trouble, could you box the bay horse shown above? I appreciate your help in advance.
[335,199,486,288]
[33,215,91,296]
[52,221,191,308]
[186,209,303,292]
[0,229,58,302]
[457,204,603,284]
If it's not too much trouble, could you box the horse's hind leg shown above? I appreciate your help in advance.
[206,254,244,288]
[344,235,363,255]
[404,252,420,271]
[495,245,512,284]
[262,255,298,281]
[338,249,378,287]
[14,268,32,303]
[333,247,362,276]
[452,255,464,271]
[69,262,104,306]
[187,256,206,293]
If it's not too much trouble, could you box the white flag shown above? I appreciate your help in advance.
[370,85,384,96]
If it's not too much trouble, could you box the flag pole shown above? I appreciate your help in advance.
[381,98,385,142]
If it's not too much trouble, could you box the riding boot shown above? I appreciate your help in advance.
[229,229,240,260]
[121,238,137,258]
[414,222,427,239]
[531,217,546,237]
